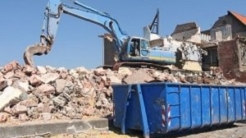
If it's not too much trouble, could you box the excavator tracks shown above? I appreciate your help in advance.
[99,62,203,77]
[99,62,173,72]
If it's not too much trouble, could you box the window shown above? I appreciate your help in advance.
[140,39,149,50]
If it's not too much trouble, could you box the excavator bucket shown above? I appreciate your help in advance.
[23,44,49,67]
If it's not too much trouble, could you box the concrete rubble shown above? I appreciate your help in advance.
[0,61,245,123]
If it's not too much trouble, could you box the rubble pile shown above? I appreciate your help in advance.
[0,61,244,123]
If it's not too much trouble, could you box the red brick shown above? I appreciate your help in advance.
[218,39,246,82]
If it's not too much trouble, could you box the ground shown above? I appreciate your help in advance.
[50,122,246,138]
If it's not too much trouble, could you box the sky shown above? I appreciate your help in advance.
[0,0,246,69]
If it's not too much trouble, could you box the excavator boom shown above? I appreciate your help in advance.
[24,0,128,66]
[24,0,180,71]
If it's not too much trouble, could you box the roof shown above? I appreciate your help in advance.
[228,11,246,26]
[201,29,210,35]
[171,22,198,35]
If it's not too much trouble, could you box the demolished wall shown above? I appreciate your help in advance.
[149,37,206,71]
[218,37,246,82]
[171,22,208,43]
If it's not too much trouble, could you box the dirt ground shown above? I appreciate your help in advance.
[49,122,246,138]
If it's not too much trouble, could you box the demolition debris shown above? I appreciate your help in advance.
[0,61,244,123]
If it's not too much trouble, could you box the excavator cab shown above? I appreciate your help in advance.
[117,36,176,68]
[128,37,150,58]
[114,36,176,69]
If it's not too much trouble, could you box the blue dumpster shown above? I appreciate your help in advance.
[112,82,246,138]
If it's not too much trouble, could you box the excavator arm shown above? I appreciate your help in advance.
[24,0,129,66]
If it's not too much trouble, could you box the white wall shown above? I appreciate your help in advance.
[171,27,201,43]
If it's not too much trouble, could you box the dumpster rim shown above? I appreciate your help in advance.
[112,82,246,88]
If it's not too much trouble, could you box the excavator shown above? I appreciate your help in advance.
[23,0,176,70]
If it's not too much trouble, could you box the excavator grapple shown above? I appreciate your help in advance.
[24,44,50,66]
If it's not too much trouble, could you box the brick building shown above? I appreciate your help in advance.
[202,11,246,71]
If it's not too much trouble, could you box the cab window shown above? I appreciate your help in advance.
[140,39,149,50]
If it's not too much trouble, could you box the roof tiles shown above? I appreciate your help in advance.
[229,11,246,25]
